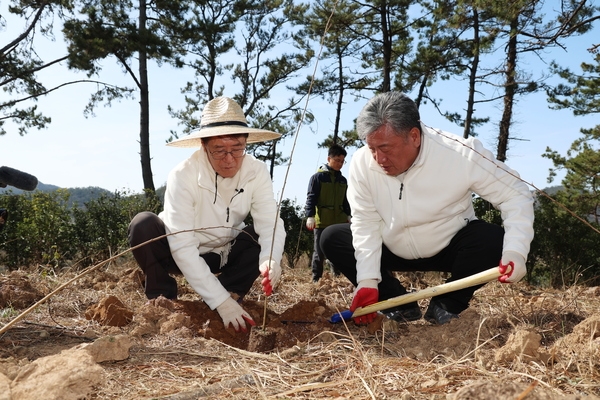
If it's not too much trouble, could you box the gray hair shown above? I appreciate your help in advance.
[356,92,421,140]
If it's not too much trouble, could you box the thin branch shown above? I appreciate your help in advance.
[1,79,130,108]
[0,2,49,55]
[0,55,69,87]
[115,53,141,89]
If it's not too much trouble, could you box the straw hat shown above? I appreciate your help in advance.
[167,97,282,147]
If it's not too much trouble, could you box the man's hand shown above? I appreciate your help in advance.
[259,260,281,296]
[306,217,315,231]
[498,251,526,283]
[350,279,379,325]
[216,297,256,332]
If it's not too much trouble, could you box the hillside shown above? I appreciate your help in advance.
[0,257,598,399]
[1,184,120,208]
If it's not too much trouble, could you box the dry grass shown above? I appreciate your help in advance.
[1,254,600,399]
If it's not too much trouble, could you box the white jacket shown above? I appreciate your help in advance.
[160,148,285,309]
[349,124,534,284]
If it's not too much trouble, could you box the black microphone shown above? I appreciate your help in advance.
[0,166,38,191]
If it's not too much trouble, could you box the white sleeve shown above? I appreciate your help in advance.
[162,167,230,310]
[347,149,384,283]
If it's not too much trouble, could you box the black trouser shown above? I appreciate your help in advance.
[312,224,344,280]
[320,220,504,314]
[128,211,261,300]
[311,227,325,280]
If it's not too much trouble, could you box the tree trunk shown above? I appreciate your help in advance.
[138,0,155,192]
[497,17,518,162]
[269,140,276,179]
[379,0,391,93]
[333,52,344,144]
[415,70,429,108]
[463,7,480,139]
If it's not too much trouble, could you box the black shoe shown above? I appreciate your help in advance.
[424,301,459,325]
[383,303,422,322]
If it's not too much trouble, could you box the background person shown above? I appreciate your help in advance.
[128,97,286,333]
[321,91,534,325]
[304,144,351,282]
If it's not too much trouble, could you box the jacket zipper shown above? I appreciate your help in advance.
[226,188,244,223]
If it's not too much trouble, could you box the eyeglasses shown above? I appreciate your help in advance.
[208,148,246,160]
[330,157,346,165]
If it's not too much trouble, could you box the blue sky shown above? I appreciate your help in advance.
[1,5,599,205]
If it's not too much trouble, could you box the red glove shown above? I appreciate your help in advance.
[350,279,379,325]
[261,270,273,296]
[498,251,527,283]
[259,260,281,296]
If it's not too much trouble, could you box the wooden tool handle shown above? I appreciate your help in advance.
[352,267,502,318]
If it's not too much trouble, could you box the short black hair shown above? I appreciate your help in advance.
[328,144,347,157]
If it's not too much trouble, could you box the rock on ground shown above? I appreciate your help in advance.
[10,347,104,400]
[78,334,133,363]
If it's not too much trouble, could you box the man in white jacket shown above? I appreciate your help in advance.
[321,92,534,325]
[128,97,286,333]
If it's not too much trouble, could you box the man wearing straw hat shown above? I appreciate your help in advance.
[321,91,534,326]
[128,97,286,333]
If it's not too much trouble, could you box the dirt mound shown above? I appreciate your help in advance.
[0,272,44,309]
[85,295,133,327]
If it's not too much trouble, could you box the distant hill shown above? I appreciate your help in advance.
[0,182,60,193]
[541,185,564,195]
[0,182,166,208]
[0,181,59,194]
[64,186,114,207]
[0,182,114,208]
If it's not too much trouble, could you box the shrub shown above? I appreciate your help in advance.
[279,198,312,268]
[0,189,162,270]
[0,190,75,268]
[71,189,162,265]
[529,192,600,287]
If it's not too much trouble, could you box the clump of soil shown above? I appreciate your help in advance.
[85,295,133,327]
[248,326,277,352]
[0,271,44,309]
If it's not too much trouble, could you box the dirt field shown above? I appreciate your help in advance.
[1,254,599,399]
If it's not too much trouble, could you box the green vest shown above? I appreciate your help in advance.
[315,171,348,228]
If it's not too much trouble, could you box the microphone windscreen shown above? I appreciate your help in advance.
[0,166,38,191]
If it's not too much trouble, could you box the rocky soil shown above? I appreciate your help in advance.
[1,256,599,399]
